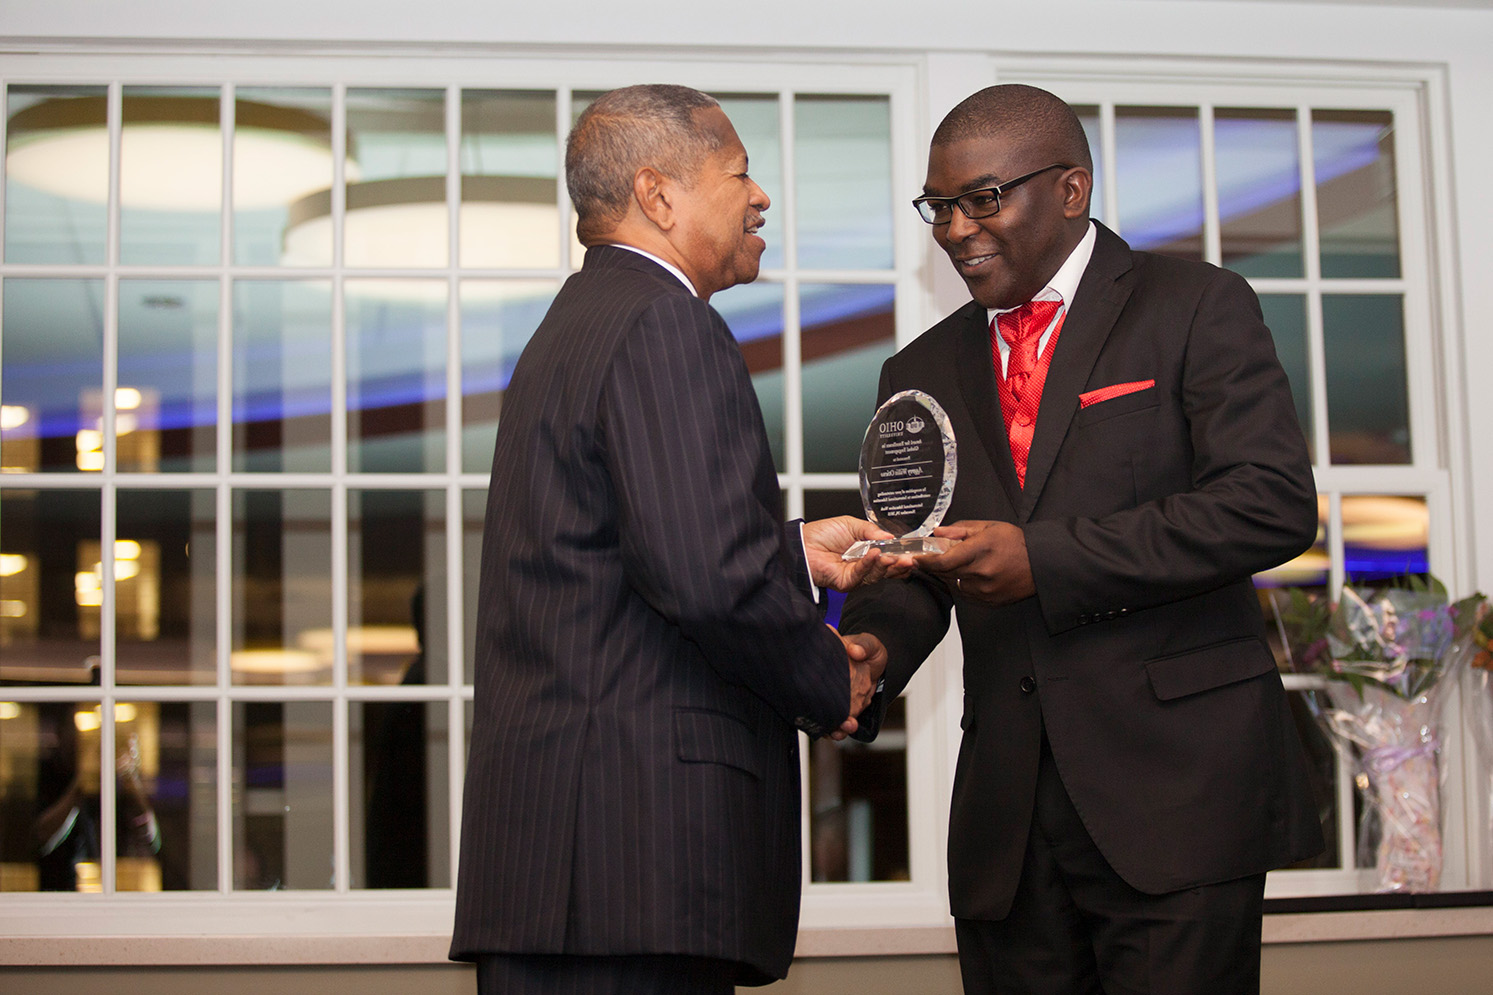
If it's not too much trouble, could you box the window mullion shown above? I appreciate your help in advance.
[1199,103,1222,267]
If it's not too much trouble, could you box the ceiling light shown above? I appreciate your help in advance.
[5,95,347,210]
[282,174,562,271]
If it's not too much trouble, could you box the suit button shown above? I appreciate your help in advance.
[1020,676,1037,694]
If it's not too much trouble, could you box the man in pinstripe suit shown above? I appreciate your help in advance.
[451,84,910,995]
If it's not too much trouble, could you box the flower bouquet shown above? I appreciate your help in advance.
[1273,577,1477,892]
[1453,594,1493,872]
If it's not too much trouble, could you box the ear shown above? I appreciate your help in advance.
[1060,167,1092,220]
[632,166,676,231]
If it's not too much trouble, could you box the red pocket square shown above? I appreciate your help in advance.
[1079,379,1156,408]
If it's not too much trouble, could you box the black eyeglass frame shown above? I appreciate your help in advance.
[912,163,1073,225]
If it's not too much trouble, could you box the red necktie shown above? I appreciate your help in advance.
[991,298,1062,487]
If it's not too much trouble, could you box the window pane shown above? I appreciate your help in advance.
[120,87,222,266]
[232,280,333,473]
[4,85,109,264]
[348,489,447,686]
[116,701,218,890]
[235,87,336,267]
[459,90,561,269]
[343,88,448,270]
[1343,493,1428,584]
[460,280,557,474]
[232,701,333,890]
[117,489,216,687]
[231,489,332,687]
[0,700,100,891]
[351,700,451,889]
[1322,294,1409,464]
[809,695,909,882]
[795,95,892,270]
[0,490,101,686]
[118,279,219,473]
[345,281,447,474]
[1216,108,1304,278]
[1073,104,1103,224]
[1,278,104,474]
[1258,293,1314,462]
[1115,106,1203,261]
[713,281,786,472]
[719,94,783,272]
[462,488,485,687]
[801,284,895,474]
[1314,109,1400,279]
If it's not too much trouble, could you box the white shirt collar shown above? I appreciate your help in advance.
[610,243,699,297]
[986,219,1097,324]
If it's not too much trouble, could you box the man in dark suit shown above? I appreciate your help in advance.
[451,84,907,995]
[840,85,1324,995]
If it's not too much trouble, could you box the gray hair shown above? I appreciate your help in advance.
[566,84,724,243]
[932,84,1093,173]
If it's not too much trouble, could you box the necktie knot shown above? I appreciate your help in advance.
[996,298,1062,352]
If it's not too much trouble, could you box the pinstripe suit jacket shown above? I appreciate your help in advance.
[450,245,850,985]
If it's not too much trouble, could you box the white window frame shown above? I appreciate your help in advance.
[0,46,957,958]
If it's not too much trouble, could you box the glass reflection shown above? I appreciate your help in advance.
[1258,294,1313,462]
[115,701,217,890]
[809,696,909,882]
[234,88,336,267]
[1216,108,1304,278]
[120,87,222,267]
[232,280,333,473]
[0,699,99,892]
[1343,494,1428,583]
[118,280,218,473]
[345,281,447,474]
[795,95,892,270]
[4,85,109,265]
[1314,109,1400,279]
[1322,294,1410,464]
[1073,105,1103,224]
[719,95,783,272]
[231,489,332,686]
[0,490,101,686]
[462,488,485,687]
[460,281,558,473]
[348,489,447,686]
[802,284,895,474]
[116,489,216,687]
[341,88,449,269]
[712,281,786,471]
[1115,106,1203,260]
[350,701,450,888]
[1,279,104,474]
[460,90,561,269]
[232,701,334,890]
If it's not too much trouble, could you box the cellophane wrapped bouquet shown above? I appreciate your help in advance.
[1454,595,1493,872]
[1273,577,1483,892]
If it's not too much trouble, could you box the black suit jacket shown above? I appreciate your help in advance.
[451,246,849,984]
[842,223,1324,920]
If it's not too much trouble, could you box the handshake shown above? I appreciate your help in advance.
[801,515,918,741]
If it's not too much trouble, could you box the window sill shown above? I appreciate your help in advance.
[7,900,1493,967]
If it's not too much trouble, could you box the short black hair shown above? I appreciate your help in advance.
[932,84,1092,173]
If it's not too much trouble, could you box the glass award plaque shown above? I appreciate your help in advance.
[842,389,958,560]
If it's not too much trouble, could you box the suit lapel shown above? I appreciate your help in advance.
[953,302,1024,512]
[1018,224,1135,520]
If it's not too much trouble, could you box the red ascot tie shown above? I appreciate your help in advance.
[991,298,1064,488]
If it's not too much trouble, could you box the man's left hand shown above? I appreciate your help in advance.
[918,520,1035,606]
[804,515,917,591]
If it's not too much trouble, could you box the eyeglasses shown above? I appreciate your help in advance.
[912,163,1071,225]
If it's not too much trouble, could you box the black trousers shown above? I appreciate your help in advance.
[475,953,738,995]
[955,737,1267,995]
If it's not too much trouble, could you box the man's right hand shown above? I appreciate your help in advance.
[829,630,888,740]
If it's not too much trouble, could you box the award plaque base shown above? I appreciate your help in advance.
[842,535,958,561]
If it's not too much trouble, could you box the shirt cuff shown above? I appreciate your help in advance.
[797,521,822,605]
